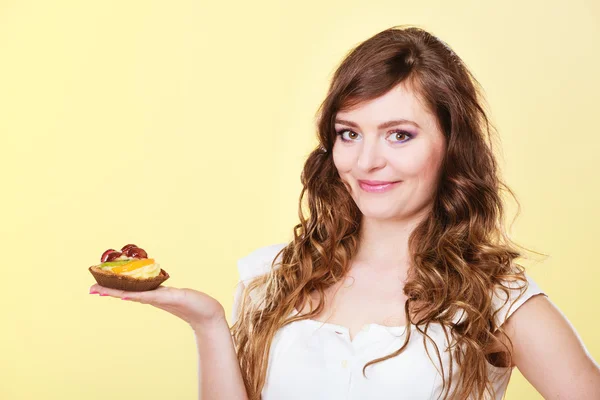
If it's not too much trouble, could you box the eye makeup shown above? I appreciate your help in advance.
[335,129,415,144]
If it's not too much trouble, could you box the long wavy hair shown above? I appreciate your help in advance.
[232,25,542,400]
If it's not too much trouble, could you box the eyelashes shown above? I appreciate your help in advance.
[335,129,415,144]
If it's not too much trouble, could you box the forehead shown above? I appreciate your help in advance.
[336,82,435,128]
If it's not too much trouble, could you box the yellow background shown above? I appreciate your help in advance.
[1,1,598,399]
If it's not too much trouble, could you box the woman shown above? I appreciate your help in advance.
[89,26,600,399]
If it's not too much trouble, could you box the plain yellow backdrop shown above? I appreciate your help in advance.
[1,1,598,399]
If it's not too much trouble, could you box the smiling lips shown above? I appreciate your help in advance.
[358,179,402,193]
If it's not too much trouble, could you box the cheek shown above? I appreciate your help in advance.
[332,152,355,192]
[332,149,352,173]
[393,154,431,177]
[396,145,444,180]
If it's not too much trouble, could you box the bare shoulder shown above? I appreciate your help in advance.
[500,294,600,398]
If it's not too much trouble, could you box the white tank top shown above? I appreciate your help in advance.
[231,243,546,399]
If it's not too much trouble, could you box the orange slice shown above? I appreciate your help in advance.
[111,258,155,274]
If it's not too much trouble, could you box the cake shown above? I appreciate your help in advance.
[89,244,169,291]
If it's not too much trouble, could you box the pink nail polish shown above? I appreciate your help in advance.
[89,291,99,294]
[122,297,130,301]
[99,294,109,296]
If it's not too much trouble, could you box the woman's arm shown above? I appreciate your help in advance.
[193,317,249,400]
[89,284,249,400]
[502,294,600,398]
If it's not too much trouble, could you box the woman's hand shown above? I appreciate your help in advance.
[89,284,227,331]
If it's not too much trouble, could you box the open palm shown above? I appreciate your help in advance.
[89,283,226,330]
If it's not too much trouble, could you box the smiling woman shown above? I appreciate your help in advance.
[229,25,600,400]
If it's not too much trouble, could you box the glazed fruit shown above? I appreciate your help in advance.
[111,258,155,274]
[121,244,138,252]
[117,244,149,259]
[99,260,130,267]
[123,247,148,259]
[101,249,121,263]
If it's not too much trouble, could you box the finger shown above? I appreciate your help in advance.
[89,284,102,293]
[90,284,171,304]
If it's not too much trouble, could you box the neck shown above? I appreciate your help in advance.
[353,208,430,268]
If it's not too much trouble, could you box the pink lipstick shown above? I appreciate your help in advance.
[358,180,402,193]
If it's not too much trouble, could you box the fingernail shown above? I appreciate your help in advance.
[89,290,99,294]
[99,294,109,296]
[122,297,130,301]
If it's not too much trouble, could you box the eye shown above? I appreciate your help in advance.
[335,129,360,142]
[388,130,414,144]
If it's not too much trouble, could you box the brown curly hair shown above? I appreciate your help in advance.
[231,24,542,400]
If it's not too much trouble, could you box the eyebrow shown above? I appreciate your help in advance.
[334,118,421,129]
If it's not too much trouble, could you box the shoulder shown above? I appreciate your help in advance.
[451,271,546,327]
[497,279,600,397]
[491,271,546,330]
[236,242,288,285]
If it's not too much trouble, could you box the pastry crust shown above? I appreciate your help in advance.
[89,265,169,291]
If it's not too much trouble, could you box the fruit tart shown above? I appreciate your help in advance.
[89,244,169,291]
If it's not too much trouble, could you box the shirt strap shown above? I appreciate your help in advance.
[450,271,546,327]
[236,242,287,286]
[231,242,287,325]
[491,271,546,330]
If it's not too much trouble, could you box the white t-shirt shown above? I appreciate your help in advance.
[231,243,546,400]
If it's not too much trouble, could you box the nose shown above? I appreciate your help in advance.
[356,138,385,172]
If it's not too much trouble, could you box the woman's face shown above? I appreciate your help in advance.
[333,82,446,222]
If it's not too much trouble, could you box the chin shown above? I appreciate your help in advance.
[356,204,401,220]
